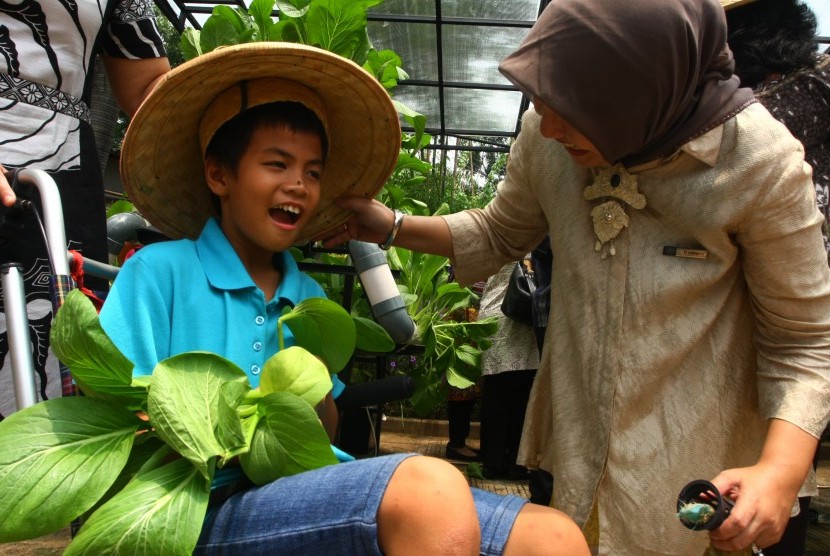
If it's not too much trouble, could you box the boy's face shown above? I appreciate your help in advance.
[206,125,324,261]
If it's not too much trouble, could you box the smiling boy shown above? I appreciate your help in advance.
[98,43,589,555]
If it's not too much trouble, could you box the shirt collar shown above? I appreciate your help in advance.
[196,218,307,306]
[628,123,724,172]
[678,123,723,167]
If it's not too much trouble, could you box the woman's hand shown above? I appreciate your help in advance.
[317,197,396,247]
[707,462,796,551]
[0,165,16,207]
[708,419,817,552]
[318,196,455,258]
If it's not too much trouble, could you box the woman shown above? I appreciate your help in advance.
[323,0,830,553]
[0,1,169,418]
[477,259,539,481]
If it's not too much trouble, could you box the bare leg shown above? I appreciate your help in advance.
[503,502,590,556]
[377,456,479,556]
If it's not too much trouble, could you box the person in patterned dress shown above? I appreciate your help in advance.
[726,0,830,263]
[0,0,169,419]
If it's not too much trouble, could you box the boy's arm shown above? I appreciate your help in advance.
[317,393,339,442]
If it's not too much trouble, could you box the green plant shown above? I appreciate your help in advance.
[386,206,498,415]
[0,290,393,554]
[179,0,408,92]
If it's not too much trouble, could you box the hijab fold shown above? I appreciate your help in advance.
[499,0,756,166]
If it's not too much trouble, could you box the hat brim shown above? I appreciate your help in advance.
[120,42,401,242]
[720,0,760,10]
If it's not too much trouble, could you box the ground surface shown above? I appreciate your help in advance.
[4,417,830,554]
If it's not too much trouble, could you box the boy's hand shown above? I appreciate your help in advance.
[316,197,396,247]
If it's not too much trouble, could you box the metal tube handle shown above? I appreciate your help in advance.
[1,263,38,410]
[16,169,69,275]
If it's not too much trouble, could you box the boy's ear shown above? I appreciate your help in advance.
[204,156,230,197]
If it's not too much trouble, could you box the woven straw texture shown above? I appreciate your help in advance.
[120,42,400,242]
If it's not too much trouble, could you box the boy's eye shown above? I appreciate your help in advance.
[307,169,322,181]
[266,160,287,168]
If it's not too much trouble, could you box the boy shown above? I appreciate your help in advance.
[100,42,588,555]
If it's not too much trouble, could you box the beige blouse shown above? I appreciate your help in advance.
[444,103,830,555]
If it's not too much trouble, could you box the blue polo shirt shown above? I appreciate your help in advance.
[100,218,344,396]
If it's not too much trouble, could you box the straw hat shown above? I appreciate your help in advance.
[120,42,401,242]
[720,0,760,10]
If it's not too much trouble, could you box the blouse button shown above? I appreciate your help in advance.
[251,365,261,375]
[255,315,265,325]
[253,341,262,351]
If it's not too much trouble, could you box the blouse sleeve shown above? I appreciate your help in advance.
[443,110,550,285]
[100,0,167,59]
[737,121,830,438]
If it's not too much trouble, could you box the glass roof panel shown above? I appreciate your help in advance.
[441,0,541,21]
[441,25,530,85]
[388,87,441,130]
[155,0,546,149]
[369,0,540,21]
[444,89,525,135]
[367,0,434,17]
[367,21,439,82]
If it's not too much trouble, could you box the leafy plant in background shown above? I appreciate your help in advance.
[0,290,393,554]
[379,111,498,414]
[179,0,408,94]
[386,204,498,414]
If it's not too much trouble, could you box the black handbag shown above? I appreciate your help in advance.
[500,261,536,325]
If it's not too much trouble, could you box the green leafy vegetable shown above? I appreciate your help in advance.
[147,352,249,479]
[259,345,331,406]
[0,396,141,542]
[240,392,338,485]
[65,455,210,556]
[387,236,498,414]
[0,289,392,552]
[279,297,357,372]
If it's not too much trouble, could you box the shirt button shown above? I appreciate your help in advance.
[253,341,262,351]
[251,365,261,375]
[255,315,265,325]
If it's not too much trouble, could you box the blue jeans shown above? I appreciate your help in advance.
[195,453,527,555]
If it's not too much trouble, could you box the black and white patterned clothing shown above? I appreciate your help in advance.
[756,53,830,263]
[0,0,165,419]
[0,0,165,171]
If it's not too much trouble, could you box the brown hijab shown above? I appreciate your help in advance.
[499,0,756,166]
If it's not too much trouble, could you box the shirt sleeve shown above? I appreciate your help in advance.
[738,121,830,438]
[99,251,173,377]
[331,374,346,398]
[443,110,550,286]
[100,0,167,59]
